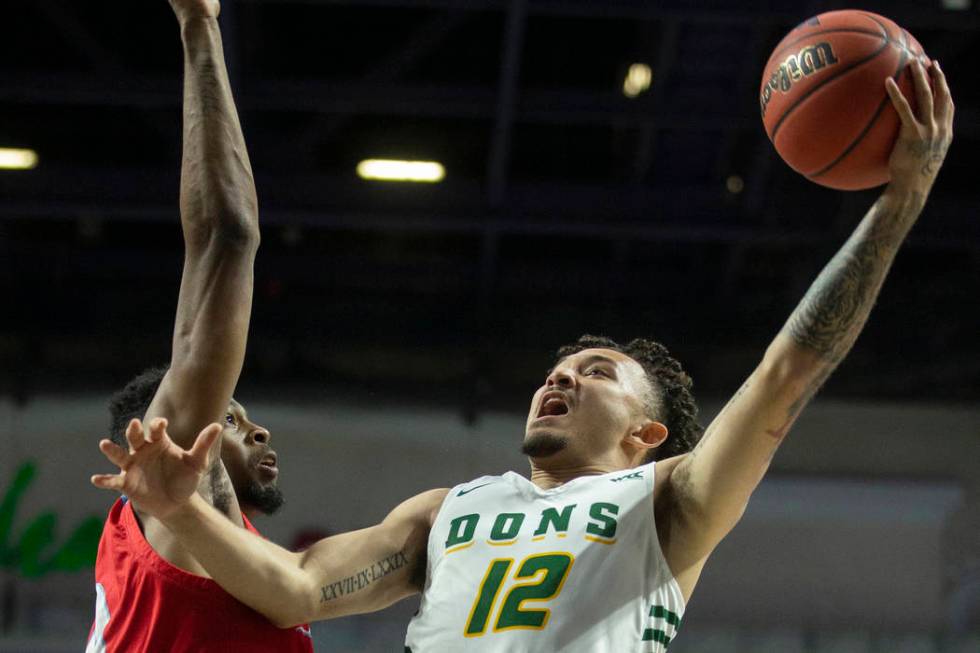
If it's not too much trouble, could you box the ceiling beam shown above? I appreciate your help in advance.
[6,74,976,138]
[0,198,974,252]
[487,0,527,206]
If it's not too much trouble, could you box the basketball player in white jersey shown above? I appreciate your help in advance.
[92,59,952,651]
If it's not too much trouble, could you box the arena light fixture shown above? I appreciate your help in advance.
[0,148,39,170]
[356,159,445,183]
[726,175,745,194]
[623,63,652,98]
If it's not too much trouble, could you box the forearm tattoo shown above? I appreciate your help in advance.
[784,194,921,364]
[785,238,881,362]
[319,551,410,603]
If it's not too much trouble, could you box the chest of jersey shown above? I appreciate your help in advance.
[88,499,313,653]
[405,464,684,653]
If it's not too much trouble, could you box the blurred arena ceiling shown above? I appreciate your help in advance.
[1,0,978,413]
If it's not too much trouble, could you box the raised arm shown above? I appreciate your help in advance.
[131,0,259,570]
[94,418,446,628]
[659,61,953,590]
[145,0,258,453]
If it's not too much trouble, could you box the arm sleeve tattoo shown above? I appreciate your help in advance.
[783,192,923,365]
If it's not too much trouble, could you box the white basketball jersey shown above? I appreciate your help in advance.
[405,461,685,652]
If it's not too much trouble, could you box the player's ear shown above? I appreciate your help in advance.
[626,421,668,451]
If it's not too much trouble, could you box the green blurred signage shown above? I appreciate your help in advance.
[0,461,101,577]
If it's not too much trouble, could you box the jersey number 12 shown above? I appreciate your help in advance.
[464,552,574,637]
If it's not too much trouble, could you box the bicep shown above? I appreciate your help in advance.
[665,342,824,560]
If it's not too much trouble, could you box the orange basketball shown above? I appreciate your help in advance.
[760,10,929,190]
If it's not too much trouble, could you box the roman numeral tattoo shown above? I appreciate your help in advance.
[319,551,410,603]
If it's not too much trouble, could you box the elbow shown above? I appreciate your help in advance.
[213,214,260,251]
[760,342,809,379]
[267,576,321,629]
[758,341,827,399]
[267,595,316,630]
[185,209,260,253]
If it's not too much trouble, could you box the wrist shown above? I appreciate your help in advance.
[881,181,928,212]
[179,14,219,41]
[875,183,927,239]
[160,492,209,530]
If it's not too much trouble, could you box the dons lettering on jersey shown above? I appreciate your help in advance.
[444,502,620,553]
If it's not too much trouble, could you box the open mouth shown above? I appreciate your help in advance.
[536,392,570,418]
[257,452,279,477]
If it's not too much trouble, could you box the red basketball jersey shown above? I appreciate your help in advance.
[86,498,314,652]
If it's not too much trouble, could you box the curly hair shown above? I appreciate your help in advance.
[555,335,703,462]
[107,365,169,447]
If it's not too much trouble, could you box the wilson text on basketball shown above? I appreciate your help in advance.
[761,42,840,118]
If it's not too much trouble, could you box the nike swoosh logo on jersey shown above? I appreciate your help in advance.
[457,482,494,496]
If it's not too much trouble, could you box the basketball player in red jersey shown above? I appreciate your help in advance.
[86,1,311,650]
[94,57,953,651]
[106,367,285,520]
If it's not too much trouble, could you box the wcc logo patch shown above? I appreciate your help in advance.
[610,471,643,483]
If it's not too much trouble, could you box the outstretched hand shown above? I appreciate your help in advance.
[884,59,954,194]
[91,417,221,521]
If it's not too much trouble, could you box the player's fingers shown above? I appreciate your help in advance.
[931,60,954,125]
[91,473,126,492]
[885,77,916,127]
[910,60,933,124]
[147,417,169,443]
[125,418,147,452]
[185,423,221,470]
[99,439,131,468]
